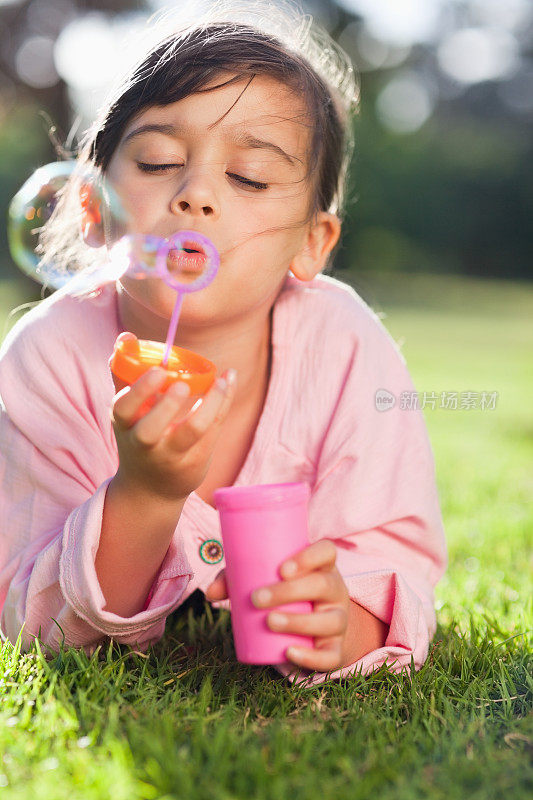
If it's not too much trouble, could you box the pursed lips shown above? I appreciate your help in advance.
[167,239,207,273]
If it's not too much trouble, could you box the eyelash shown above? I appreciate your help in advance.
[136,162,268,190]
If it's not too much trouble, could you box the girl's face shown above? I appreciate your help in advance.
[105,73,338,328]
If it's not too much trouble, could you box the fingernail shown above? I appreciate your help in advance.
[226,368,237,387]
[252,589,271,607]
[282,560,297,577]
[269,612,287,627]
[170,381,190,397]
[148,368,166,383]
[286,647,302,659]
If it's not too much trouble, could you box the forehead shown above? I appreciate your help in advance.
[122,74,311,157]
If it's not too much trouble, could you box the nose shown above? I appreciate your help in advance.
[170,168,220,220]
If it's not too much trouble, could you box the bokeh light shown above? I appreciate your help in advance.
[337,0,442,46]
[15,35,58,89]
[338,21,411,72]
[376,71,436,134]
[53,10,164,126]
[437,27,520,85]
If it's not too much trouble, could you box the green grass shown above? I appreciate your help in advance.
[1,272,532,799]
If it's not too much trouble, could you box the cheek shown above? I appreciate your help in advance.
[232,192,307,248]
[123,192,158,233]
[233,206,307,262]
[106,169,158,232]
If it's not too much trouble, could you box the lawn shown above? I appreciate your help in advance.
[0,271,531,799]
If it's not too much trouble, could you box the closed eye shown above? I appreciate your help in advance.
[137,162,268,190]
[137,162,181,173]
[226,172,268,191]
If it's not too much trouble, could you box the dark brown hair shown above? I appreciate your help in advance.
[90,22,355,218]
[38,7,358,284]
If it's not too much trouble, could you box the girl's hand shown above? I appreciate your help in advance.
[110,332,237,502]
[206,540,353,672]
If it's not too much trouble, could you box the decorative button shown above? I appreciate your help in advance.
[199,539,224,564]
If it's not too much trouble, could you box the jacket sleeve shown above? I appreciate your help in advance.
[0,311,193,658]
[274,303,448,686]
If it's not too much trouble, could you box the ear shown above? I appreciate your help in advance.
[289,212,341,282]
[80,183,105,248]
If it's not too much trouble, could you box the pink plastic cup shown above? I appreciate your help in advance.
[213,482,314,664]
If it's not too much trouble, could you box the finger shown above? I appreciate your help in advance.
[112,367,169,428]
[267,607,347,637]
[251,571,341,608]
[205,569,228,602]
[116,331,137,344]
[112,374,128,395]
[165,370,237,453]
[285,641,344,673]
[132,381,192,447]
[109,332,138,393]
[279,539,337,580]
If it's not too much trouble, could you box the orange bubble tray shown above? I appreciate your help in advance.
[110,337,217,396]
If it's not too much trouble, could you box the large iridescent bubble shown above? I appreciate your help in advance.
[8,160,129,290]
[8,161,76,288]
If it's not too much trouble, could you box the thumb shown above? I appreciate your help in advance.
[189,369,238,454]
[115,331,137,345]
[205,568,228,601]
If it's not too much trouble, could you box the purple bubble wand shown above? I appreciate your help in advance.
[155,231,220,366]
[163,293,185,367]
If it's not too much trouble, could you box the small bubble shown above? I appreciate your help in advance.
[6,716,18,727]
[41,757,59,771]
[0,774,8,787]
[464,557,479,572]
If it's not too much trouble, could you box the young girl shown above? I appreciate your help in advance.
[0,3,447,686]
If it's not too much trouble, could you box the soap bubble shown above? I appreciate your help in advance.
[157,230,220,292]
[7,160,128,289]
[8,161,76,287]
[109,233,160,280]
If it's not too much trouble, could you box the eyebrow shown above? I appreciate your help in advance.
[121,123,298,166]
[230,131,297,166]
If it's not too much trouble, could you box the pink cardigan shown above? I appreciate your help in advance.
[0,273,447,685]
